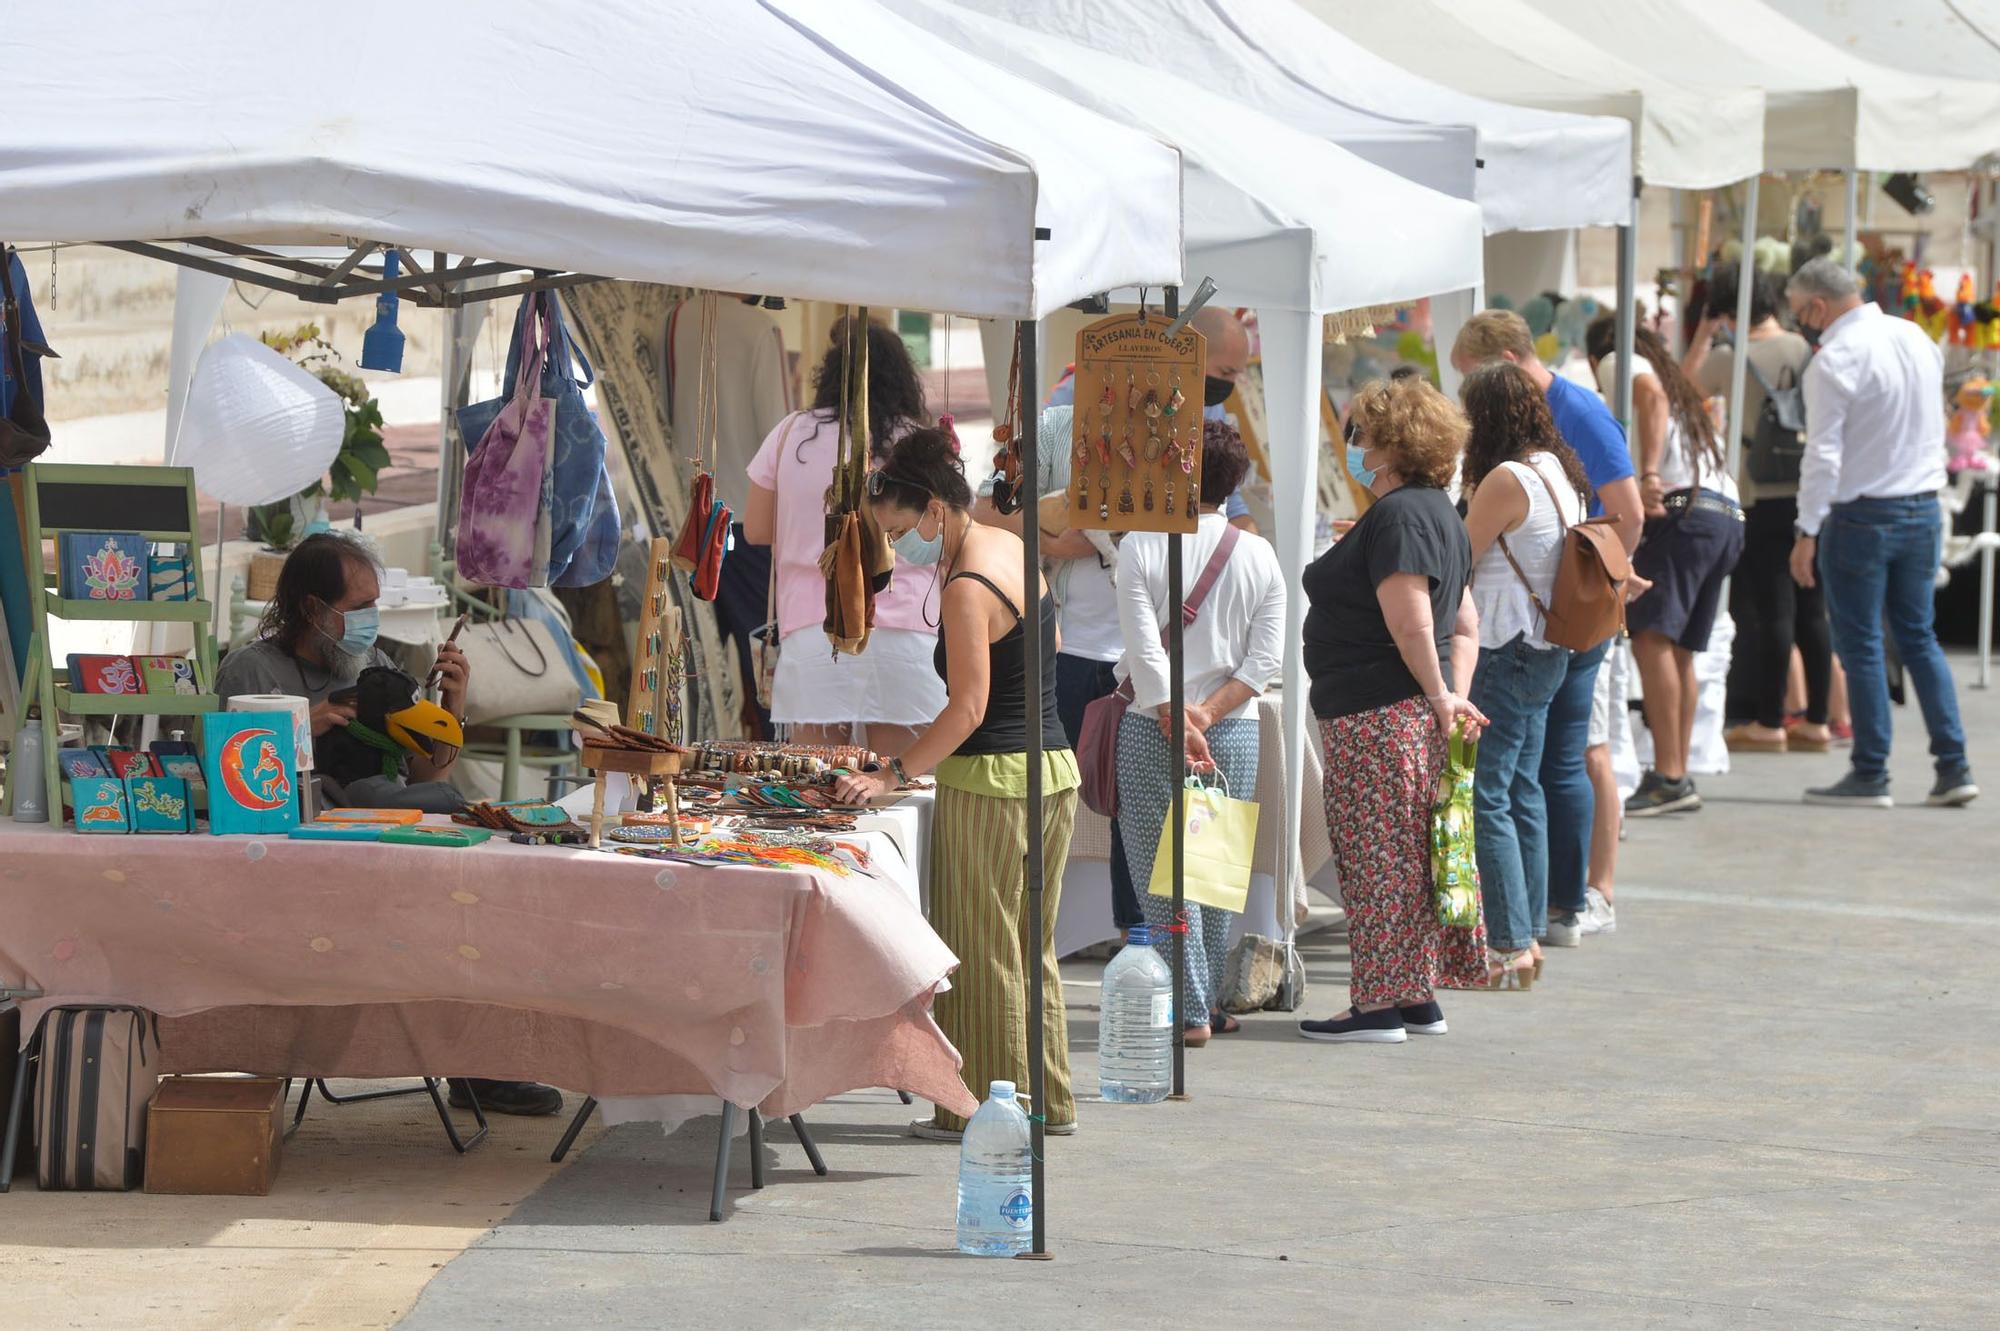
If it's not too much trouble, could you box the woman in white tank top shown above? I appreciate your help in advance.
[1458,364,1595,986]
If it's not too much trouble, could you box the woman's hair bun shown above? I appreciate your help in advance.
[881,426,973,507]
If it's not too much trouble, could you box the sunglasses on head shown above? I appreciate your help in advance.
[866,468,930,501]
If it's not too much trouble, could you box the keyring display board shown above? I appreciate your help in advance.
[1068,313,1207,533]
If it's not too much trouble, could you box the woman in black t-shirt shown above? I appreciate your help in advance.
[1297,378,1491,1045]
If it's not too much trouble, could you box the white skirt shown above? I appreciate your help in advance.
[770,626,947,728]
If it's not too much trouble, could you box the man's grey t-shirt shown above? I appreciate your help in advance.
[213,638,398,709]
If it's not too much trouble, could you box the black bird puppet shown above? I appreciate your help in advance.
[315,665,464,788]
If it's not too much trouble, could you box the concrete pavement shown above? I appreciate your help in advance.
[395,661,2000,1330]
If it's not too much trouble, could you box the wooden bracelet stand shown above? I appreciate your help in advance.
[581,745,687,848]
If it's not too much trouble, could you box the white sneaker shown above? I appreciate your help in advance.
[1581,887,1617,936]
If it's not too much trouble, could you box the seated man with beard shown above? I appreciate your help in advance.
[218,533,469,813]
[214,532,565,1117]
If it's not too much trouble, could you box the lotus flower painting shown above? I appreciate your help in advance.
[58,531,150,602]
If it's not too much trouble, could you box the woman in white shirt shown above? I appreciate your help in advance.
[1460,364,1591,984]
[1114,422,1286,1044]
[1588,317,1746,818]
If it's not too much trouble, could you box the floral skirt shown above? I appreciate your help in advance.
[1320,697,1488,1004]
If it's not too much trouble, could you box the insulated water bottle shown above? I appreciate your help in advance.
[1097,924,1174,1103]
[10,714,47,823]
[955,1080,1033,1256]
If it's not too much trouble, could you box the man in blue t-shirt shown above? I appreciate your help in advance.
[1452,309,1644,952]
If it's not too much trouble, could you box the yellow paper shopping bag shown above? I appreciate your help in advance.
[1148,776,1259,914]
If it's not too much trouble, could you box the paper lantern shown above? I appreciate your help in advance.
[175,334,345,507]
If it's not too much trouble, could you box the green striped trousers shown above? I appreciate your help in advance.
[927,782,1078,1133]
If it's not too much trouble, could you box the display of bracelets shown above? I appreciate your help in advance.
[455,799,589,843]
[734,812,859,833]
[689,740,878,780]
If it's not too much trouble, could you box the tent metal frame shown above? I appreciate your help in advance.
[101,238,606,308]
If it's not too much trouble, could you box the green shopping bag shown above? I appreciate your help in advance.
[1431,725,1481,929]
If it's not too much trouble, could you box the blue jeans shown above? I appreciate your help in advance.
[1469,634,1572,951]
[1054,652,1141,930]
[1818,495,1969,783]
[1538,638,1608,917]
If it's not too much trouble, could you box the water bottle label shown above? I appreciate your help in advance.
[1150,994,1173,1028]
[1000,1189,1033,1229]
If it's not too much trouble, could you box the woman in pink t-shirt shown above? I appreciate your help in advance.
[744,320,946,756]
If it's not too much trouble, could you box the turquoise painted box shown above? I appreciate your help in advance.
[72,777,131,833]
[126,775,195,833]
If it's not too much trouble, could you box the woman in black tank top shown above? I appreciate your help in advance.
[831,428,1082,1138]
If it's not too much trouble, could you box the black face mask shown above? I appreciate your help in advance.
[1203,374,1236,407]
[1797,320,1823,350]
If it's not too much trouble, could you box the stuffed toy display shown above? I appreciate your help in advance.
[314,666,464,789]
[1948,377,1995,475]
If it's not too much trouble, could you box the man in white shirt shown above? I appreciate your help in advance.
[1785,257,1975,808]
[663,293,794,731]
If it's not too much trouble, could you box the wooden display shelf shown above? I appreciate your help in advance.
[580,744,689,848]
[53,687,218,717]
[48,597,213,623]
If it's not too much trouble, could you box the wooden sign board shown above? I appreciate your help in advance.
[1068,313,1207,534]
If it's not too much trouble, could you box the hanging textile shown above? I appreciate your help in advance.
[557,282,745,741]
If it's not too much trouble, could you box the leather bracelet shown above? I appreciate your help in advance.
[888,756,909,786]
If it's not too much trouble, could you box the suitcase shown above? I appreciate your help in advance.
[34,1007,159,1191]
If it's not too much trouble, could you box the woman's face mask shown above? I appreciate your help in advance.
[891,503,945,566]
[1346,441,1381,491]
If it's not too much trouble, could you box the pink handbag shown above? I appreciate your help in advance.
[1077,526,1240,819]
[457,295,557,588]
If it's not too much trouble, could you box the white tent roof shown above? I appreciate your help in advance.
[1208,0,1631,234]
[1525,0,2000,171]
[1301,0,1765,190]
[0,0,1184,320]
[934,0,1481,206]
[881,0,1484,313]
[1766,0,2000,81]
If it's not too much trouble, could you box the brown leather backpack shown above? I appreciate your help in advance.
[1497,462,1632,652]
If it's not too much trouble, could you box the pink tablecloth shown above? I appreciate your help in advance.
[0,823,976,1120]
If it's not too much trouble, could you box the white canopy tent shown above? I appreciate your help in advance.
[883,0,1485,957]
[1206,0,1632,234]
[1302,0,1767,427]
[1526,0,2000,172]
[1765,0,2000,80]
[938,0,1480,205]
[0,0,1197,1253]
[0,0,1184,321]
[1306,0,1766,191]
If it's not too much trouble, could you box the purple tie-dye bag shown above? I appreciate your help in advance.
[457,294,556,588]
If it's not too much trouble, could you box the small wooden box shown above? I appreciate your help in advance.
[143,1076,286,1196]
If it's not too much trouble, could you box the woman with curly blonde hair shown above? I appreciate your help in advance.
[1297,377,1490,1044]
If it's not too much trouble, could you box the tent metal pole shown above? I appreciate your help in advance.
[1722,176,1761,483]
[435,278,459,561]
[1843,169,1860,270]
[1979,476,1996,690]
[1163,286,1188,1104]
[1014,316,1051,1261]
[1614,178,1640,428]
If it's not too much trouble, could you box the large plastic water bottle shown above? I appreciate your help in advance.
[955,1080,1033,1256]
[1098,924,1174,1103]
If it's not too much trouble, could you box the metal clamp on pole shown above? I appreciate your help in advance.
[1161,277,1218,340]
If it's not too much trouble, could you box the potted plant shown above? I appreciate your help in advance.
[243,323,392,597]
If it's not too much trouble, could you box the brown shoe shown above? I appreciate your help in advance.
[1725,724,1788,753]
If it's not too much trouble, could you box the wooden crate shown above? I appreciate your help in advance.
[144,1076,286,1196]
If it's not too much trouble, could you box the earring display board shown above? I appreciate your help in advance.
[1067,313,1207,534]
[627,536,688,741]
